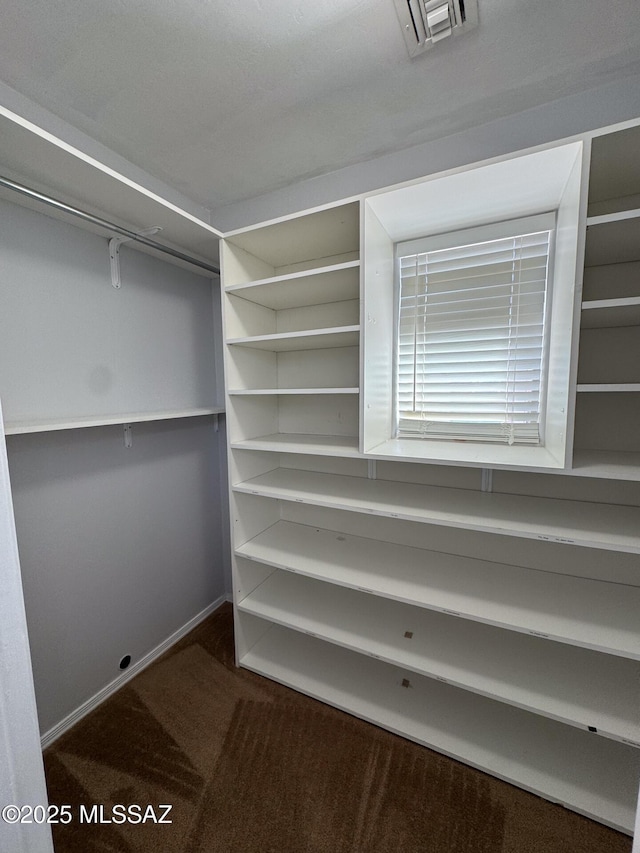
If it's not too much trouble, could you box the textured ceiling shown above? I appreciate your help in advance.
[0,0,639,212]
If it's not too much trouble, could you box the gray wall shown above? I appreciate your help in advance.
[211,72,640,231]
[0,197,227,735]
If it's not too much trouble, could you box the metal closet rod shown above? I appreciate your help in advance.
[0,174,220,276]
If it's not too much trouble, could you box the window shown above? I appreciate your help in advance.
[361,140,584,469]
[395,215,553,447]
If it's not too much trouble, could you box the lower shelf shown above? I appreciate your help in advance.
[238,569,640,744]
[241,622,640,833]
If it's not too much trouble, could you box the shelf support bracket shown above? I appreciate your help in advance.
[109,226,162,288]
[481,468,493,493]
[123,424,132,448]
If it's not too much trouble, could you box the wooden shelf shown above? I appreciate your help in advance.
[0,106,221,272]
[236,520,640,658]
[227,325,359,352]
[577,384,640,393]
[225,261,360,310]
[4,407,224,435]
[239,569,640,743]
[585,215,640,267]
[572,450,640,481]
[233,468,640,554]
[581,297,640,328]
[231,433,360,456]
[227,387,359,396]
[242,625,640,833]
[586,208,640,227]
[225,203,360,270]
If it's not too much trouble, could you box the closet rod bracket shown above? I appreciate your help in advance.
[109,226,162,288]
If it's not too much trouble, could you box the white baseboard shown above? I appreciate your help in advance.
[40,594,228,749]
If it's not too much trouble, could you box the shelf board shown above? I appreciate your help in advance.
[225,261,360,310]
[236,520,640,659]
[231,433,360,456]
[242,625,640,833]
[227,387,359,396]
[585,215,640,266]
[586,208,640,227]
[577,384,640,393]
[0,106,221,271]
[581,297,640,328]
[227,325,359,352]
[4,407,224,435]
[225,203,360,269]
[238,569,640,744]
[233,468,640,554]
[571,450,640,481]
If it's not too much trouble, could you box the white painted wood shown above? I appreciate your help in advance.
[361,141,584,471]
[589,124,640,216]
[4,407,224,435]
[221,241,275,286]
[0,106,220,266]
[238,569,640,744]
[585,216,640,266]
[225,203,360,270]
[236,520,640,658]
[547,145,587,468]
[231,434,361,457]
[365,143,583,243]
[242,625,640,834]
[233,468,640,553]
[577,384,640,392]
[361,202,395,453]
[587,208,640,227]
[578,326,640,384]
[572,450,640,481]
[582,297,640,329]
[582,260,640,301]
[277,347,359,391]
[0,404,54,853]
[225,261,360,309]
[276,300,360,334]
[227,325,359,352]
[228,387,359,395]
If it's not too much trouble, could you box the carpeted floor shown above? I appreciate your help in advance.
[44,603,632,853]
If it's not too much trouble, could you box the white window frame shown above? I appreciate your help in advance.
[361,141,585,471]
[393,213,556,448]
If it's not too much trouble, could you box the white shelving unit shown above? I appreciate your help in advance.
[222,138,640,836]
[574,123,640,480]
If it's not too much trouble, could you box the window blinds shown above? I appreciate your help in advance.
[396,229,551,445]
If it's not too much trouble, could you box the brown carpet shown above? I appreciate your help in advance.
[44,603,631,853]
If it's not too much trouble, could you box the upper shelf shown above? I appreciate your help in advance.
[588,123,640,218]
[0,106,220,274]
[224,202,360,272]
[225,260,360,310]
[4,408,224,435]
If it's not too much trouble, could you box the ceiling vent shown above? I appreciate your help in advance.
[394,0,478,57]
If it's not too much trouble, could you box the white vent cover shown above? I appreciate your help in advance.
[394,0,478,56]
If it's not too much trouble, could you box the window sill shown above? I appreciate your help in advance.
[364,437,567,471]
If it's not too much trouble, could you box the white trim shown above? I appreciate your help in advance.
[0,105,223,239]
[0,402,54,853]
[40,594,227,749]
